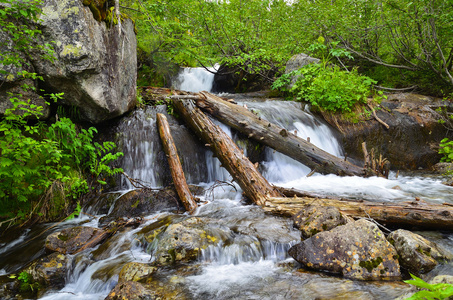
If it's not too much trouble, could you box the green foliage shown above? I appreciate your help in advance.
[65,201,81,220]
[439,138,453,163]
[9,271,40,293]
[0,97,123,219]
[404,273,453,300]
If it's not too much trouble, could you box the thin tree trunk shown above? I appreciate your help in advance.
[172,98,280,205]
[157,113,197,214]
[263,196,453,231]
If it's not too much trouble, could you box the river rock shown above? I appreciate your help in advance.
[288,219,401,280]
[98,188,187,227]
[45,226,107,254]
[388,229,450,275]
[293,205,347,239]
[151,217,232,265]
[118,262,156,283]
[1,0,137,124]
[24,252,68,290]
[322,93,452,170]
[105,281,154,300]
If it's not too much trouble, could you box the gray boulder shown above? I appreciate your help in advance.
[1,0,137,123]
[293,205,347,239]
[388,229,450,275]
[288,219,401,280]
[285,53,320,74]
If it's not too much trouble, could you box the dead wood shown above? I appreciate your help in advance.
[157,113,198,214]
[172,98,280,205]
[263,196,453,231]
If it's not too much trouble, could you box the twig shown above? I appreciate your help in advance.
[367,103,390,130]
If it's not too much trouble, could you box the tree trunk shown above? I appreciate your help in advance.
[263,196,453,230]
[194,91,372,177]
[172,98,280,205]
[157,113,198,214]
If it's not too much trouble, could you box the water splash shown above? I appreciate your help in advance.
[173,65,218,93]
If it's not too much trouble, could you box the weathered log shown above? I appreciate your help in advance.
[172,98,280,205]
[157,113,198,214]
[193,91,372,177]
[263,196,453,231]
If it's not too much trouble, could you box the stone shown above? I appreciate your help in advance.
[105,281,154,300]
[288,219,401,280]
[151,217,231,265]
[293,205,347,239]
[24,252,68,289]
[45,226,107,254]
[388,229,450,275]
[118,262,156,283]
[285,53,320,74]
[1,0,137,124]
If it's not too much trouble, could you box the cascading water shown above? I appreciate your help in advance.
[172,65,218,93]
[2,67,453,300]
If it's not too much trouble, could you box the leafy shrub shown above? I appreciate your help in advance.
[439,138,453,163]
[272,63,376,113]
[404,273,453,300]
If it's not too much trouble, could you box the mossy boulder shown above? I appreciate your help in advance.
[118,262,156,283]
[105,281,154,300]
[293,205,347,239]
[288,219,401,280]
[387,229,451,275]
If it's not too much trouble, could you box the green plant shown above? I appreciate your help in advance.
[404,273,453,300]
[439,138,453,163]
[9,271,40,293]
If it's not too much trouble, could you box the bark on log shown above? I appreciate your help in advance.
[193,91,372,177]
[157,113,198,214]
[263,196,453,230]
[172,99,280,205]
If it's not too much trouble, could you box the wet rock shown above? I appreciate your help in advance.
[25,252,68,290]
[293,205,347,239]
[322,93,452,170]
[429,275,453,285]
[105,281,154,300]
[433,162,453,174]
[45,226,107,254]
[151,217,232,265]
[288,219,401,280]
[388,229,450,275]
[118,262,156,282]
[98,188,189,227]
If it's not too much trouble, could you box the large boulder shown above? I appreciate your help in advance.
[118,262,156,283]
[288,219,401,280]
[24,252,68,290]
[322,93,452,170]
[388,229,450,275]
[0,0,137,123]
[45,226,107,254]
[285,53,320,74]
[105,281,154,300]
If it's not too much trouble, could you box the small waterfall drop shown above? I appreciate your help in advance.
[173,65,217,92]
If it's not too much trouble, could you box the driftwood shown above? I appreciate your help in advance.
[172,98,280,205]
[263,196,453,231]
[157,113,198,214]
[193,91,372,177]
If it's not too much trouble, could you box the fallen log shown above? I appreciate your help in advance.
[263,196,453,231]
[172,98,280,205]
[157,113,198,214]
[194,91,372,177]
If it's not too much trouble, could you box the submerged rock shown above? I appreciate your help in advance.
[45,226,107,254]
[293,205,347,239]
[288,219,401,280]
[388,229,450,275]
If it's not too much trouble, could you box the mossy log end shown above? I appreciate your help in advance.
[157,113,198,214]
[195,92,372,177]
[263,196,453,231]
[172,98,280,205]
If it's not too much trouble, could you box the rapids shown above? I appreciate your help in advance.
[1,67,453,300]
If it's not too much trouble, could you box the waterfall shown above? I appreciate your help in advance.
[172,65,218,93]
